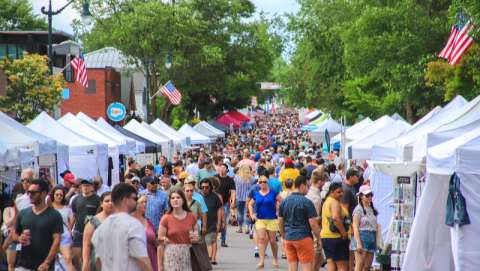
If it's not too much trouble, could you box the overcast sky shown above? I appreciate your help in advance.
[31,0,299,35]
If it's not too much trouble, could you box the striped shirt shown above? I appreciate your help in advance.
[234,176,254,201]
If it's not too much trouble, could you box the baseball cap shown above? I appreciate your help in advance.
[185,175,197,184]
[63,173,76,183]
[80,178,93,185]
[357,185,373,196]
[131,176,141,184]
[142,176,156,185]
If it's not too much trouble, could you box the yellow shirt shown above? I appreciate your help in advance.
[320,196,349,238]
[279,168,300,190]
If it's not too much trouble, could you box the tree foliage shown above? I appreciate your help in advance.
[277,0,480,123]
[0,54,64,123]
[75,0,281,123]
[0,0,47,30]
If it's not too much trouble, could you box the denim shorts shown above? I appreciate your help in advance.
[350,230,376,253]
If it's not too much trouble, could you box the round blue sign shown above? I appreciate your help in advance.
[107,102,126,122]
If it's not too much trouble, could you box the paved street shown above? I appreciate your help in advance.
[216,230,288,271]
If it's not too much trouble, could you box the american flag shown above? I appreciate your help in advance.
[438,18,475,65]
[159,80,182,105]
[71,54,88,88]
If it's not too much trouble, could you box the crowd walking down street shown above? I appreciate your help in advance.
[0,109,380,271]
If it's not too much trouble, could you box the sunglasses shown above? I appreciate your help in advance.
[185,189,194,192]
[54,193,64,197]
[21,179,30,184]
[365,193,373,198]
[130,196,139,201]
[258,181,267,184]
[201,186,210,189]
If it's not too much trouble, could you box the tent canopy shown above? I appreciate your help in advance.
[311,117,343,135]
[151,119,189,147]
[194,121,225,138]
[227,110,250,122]
[332,117,373,144]
[0,111,57,156]
[76,112,130,155]
[114,125,158,153]
[216,113,242,128]
[178,124,211,145]
[208,120,228,132]
[124,119,169,155]
[96,117,145,154]
[305,110,323,121]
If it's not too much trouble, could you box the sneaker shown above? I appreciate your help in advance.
[254,248,259,258]
[221,242,228,247]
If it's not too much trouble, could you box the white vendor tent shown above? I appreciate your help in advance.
[97,117,145,154]
[178,124,211,145]
[371,96,469,162]
[0,112,68,181]
[305,110,323,121]
[332,117,373,144]
[403,126,480,271]
[28,112,109,182]
[0,138,34,168]
[413,95,480,161]
[311,117,343,137]
[348,119,411,160]
[151,119,190,148]
[76,112,132,155]
[140,122,176,159]
[124,119,170,156]
[59,113,122,185]
[198,121,225,137]
[194,121,225,139]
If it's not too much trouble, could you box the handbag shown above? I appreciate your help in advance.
[190,241,212,271]
[328,216,351,233]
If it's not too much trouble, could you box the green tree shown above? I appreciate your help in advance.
[0,0,47,30]
[0,54,64,123]
[75,0,280,124]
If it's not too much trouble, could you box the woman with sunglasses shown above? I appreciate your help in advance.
[351,185,378,271]
[321,182,349,271]
[248,175,281,269]
[184,183,204,229]
[81,192,113,271]
[50,186,75,271]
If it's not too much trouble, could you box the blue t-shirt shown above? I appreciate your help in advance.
[154,165,163,175]
[279,192,317,241]
[253,190,278,220]
[268,177,282,194]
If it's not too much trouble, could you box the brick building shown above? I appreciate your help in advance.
[60,47,146,120]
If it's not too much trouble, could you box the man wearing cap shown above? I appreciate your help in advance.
[62,172,79,203]
[279,158,300,190]
[71,178,100,270]
[141,176,168,232]
[185,176,208,235]
[196,158,217,182]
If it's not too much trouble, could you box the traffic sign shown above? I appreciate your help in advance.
[107,102,126,122]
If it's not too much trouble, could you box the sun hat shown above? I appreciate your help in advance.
[357,185,373,196]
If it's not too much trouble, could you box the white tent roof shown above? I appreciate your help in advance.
[178,124,211,145]
[427,125,480,175]
[151,119,189,146]
[332,117,373,143]
[28,112,107,157]
[76,112,130,155]
[96,117,145,154]
[0,111,57,156]
[349,119,411,160]
[147,122,182,144]
[199,121,225,137]
[311,117,343,135]
[345,116,395,151]
[193,121,222,139]
[124,119,170,155]
[59,113,120,153]
[412,95,480,161]
[371,96,469,161]
[0,138,34,167]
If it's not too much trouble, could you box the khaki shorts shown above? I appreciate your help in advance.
[255,219,279,232]
[204,232,217,245]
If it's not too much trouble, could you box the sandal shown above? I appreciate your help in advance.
[272,262,280,268]
[236,228,243,233]
[256,263,264,269]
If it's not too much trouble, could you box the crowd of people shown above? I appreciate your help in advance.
[0,109,380,271]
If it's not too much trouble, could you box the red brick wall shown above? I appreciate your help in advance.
[60,68,121,119]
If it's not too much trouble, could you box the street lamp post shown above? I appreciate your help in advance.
[41,0,92,75]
